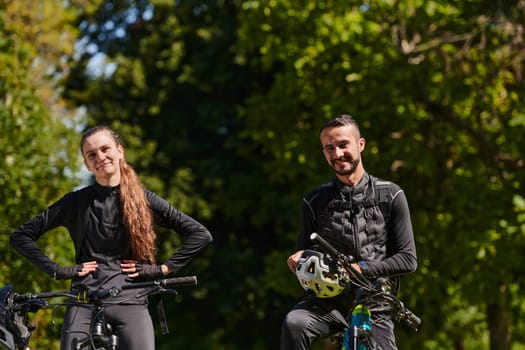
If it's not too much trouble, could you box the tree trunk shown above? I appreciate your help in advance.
[487,286,511,350]
[454,335,464,350]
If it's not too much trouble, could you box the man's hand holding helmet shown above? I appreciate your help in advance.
[287,250,304,272]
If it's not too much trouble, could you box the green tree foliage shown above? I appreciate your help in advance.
[0,1,87,347]
[2,0,525,349]
[65,0,525,349]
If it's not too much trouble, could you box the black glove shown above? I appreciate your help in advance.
[54,265,82,280]
[135,264,164,279]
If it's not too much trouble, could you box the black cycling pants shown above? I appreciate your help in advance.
[280,298,397,350]
[60,303,154,350]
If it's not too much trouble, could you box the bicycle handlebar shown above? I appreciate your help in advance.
[310,233,373,292]
[122,275,198,290]
[310,232,341,258]
[309,233,421,332]
[397,302,421,330]
[12,275,198,305]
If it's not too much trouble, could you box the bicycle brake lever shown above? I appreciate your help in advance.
[162,289,179,296]
[135,286,159,298]
[135,286,178,298]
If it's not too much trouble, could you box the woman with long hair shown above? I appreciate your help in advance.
[10,125,212,349]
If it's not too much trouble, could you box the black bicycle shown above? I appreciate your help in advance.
[0,276,197,350]
[309,233,421,350]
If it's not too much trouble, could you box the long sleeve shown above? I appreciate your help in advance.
[146,191,212,274]
[9,193,75,277]
[367,190,417,277]
[296,191,320,251]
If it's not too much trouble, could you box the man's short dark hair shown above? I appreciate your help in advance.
[320,114,361,136]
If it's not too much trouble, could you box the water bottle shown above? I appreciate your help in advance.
[341,327,350,350]
[351,304,371,332]
[342,304,371,350]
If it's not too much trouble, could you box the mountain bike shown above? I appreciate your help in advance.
[0,275,197,350]
[309,233,421,350]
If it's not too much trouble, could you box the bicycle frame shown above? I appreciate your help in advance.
[70,303,118,350]
[0,276,197,350]
[309,233,421,350]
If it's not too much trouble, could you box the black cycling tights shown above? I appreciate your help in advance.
[60,303,154,350]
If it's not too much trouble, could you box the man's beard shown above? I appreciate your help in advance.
[331,156,360,176]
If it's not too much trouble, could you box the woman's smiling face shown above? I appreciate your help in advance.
[81,130,124,185]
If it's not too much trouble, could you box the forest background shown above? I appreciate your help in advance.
[1,1,525,349]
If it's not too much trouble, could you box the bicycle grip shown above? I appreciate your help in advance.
[310,233,340,257]
[403,309,422,331]
[161,275,198,288]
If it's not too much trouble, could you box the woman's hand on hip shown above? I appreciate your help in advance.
[121,259,168,279]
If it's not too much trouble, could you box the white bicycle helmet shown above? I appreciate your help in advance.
[295,250,347,298]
